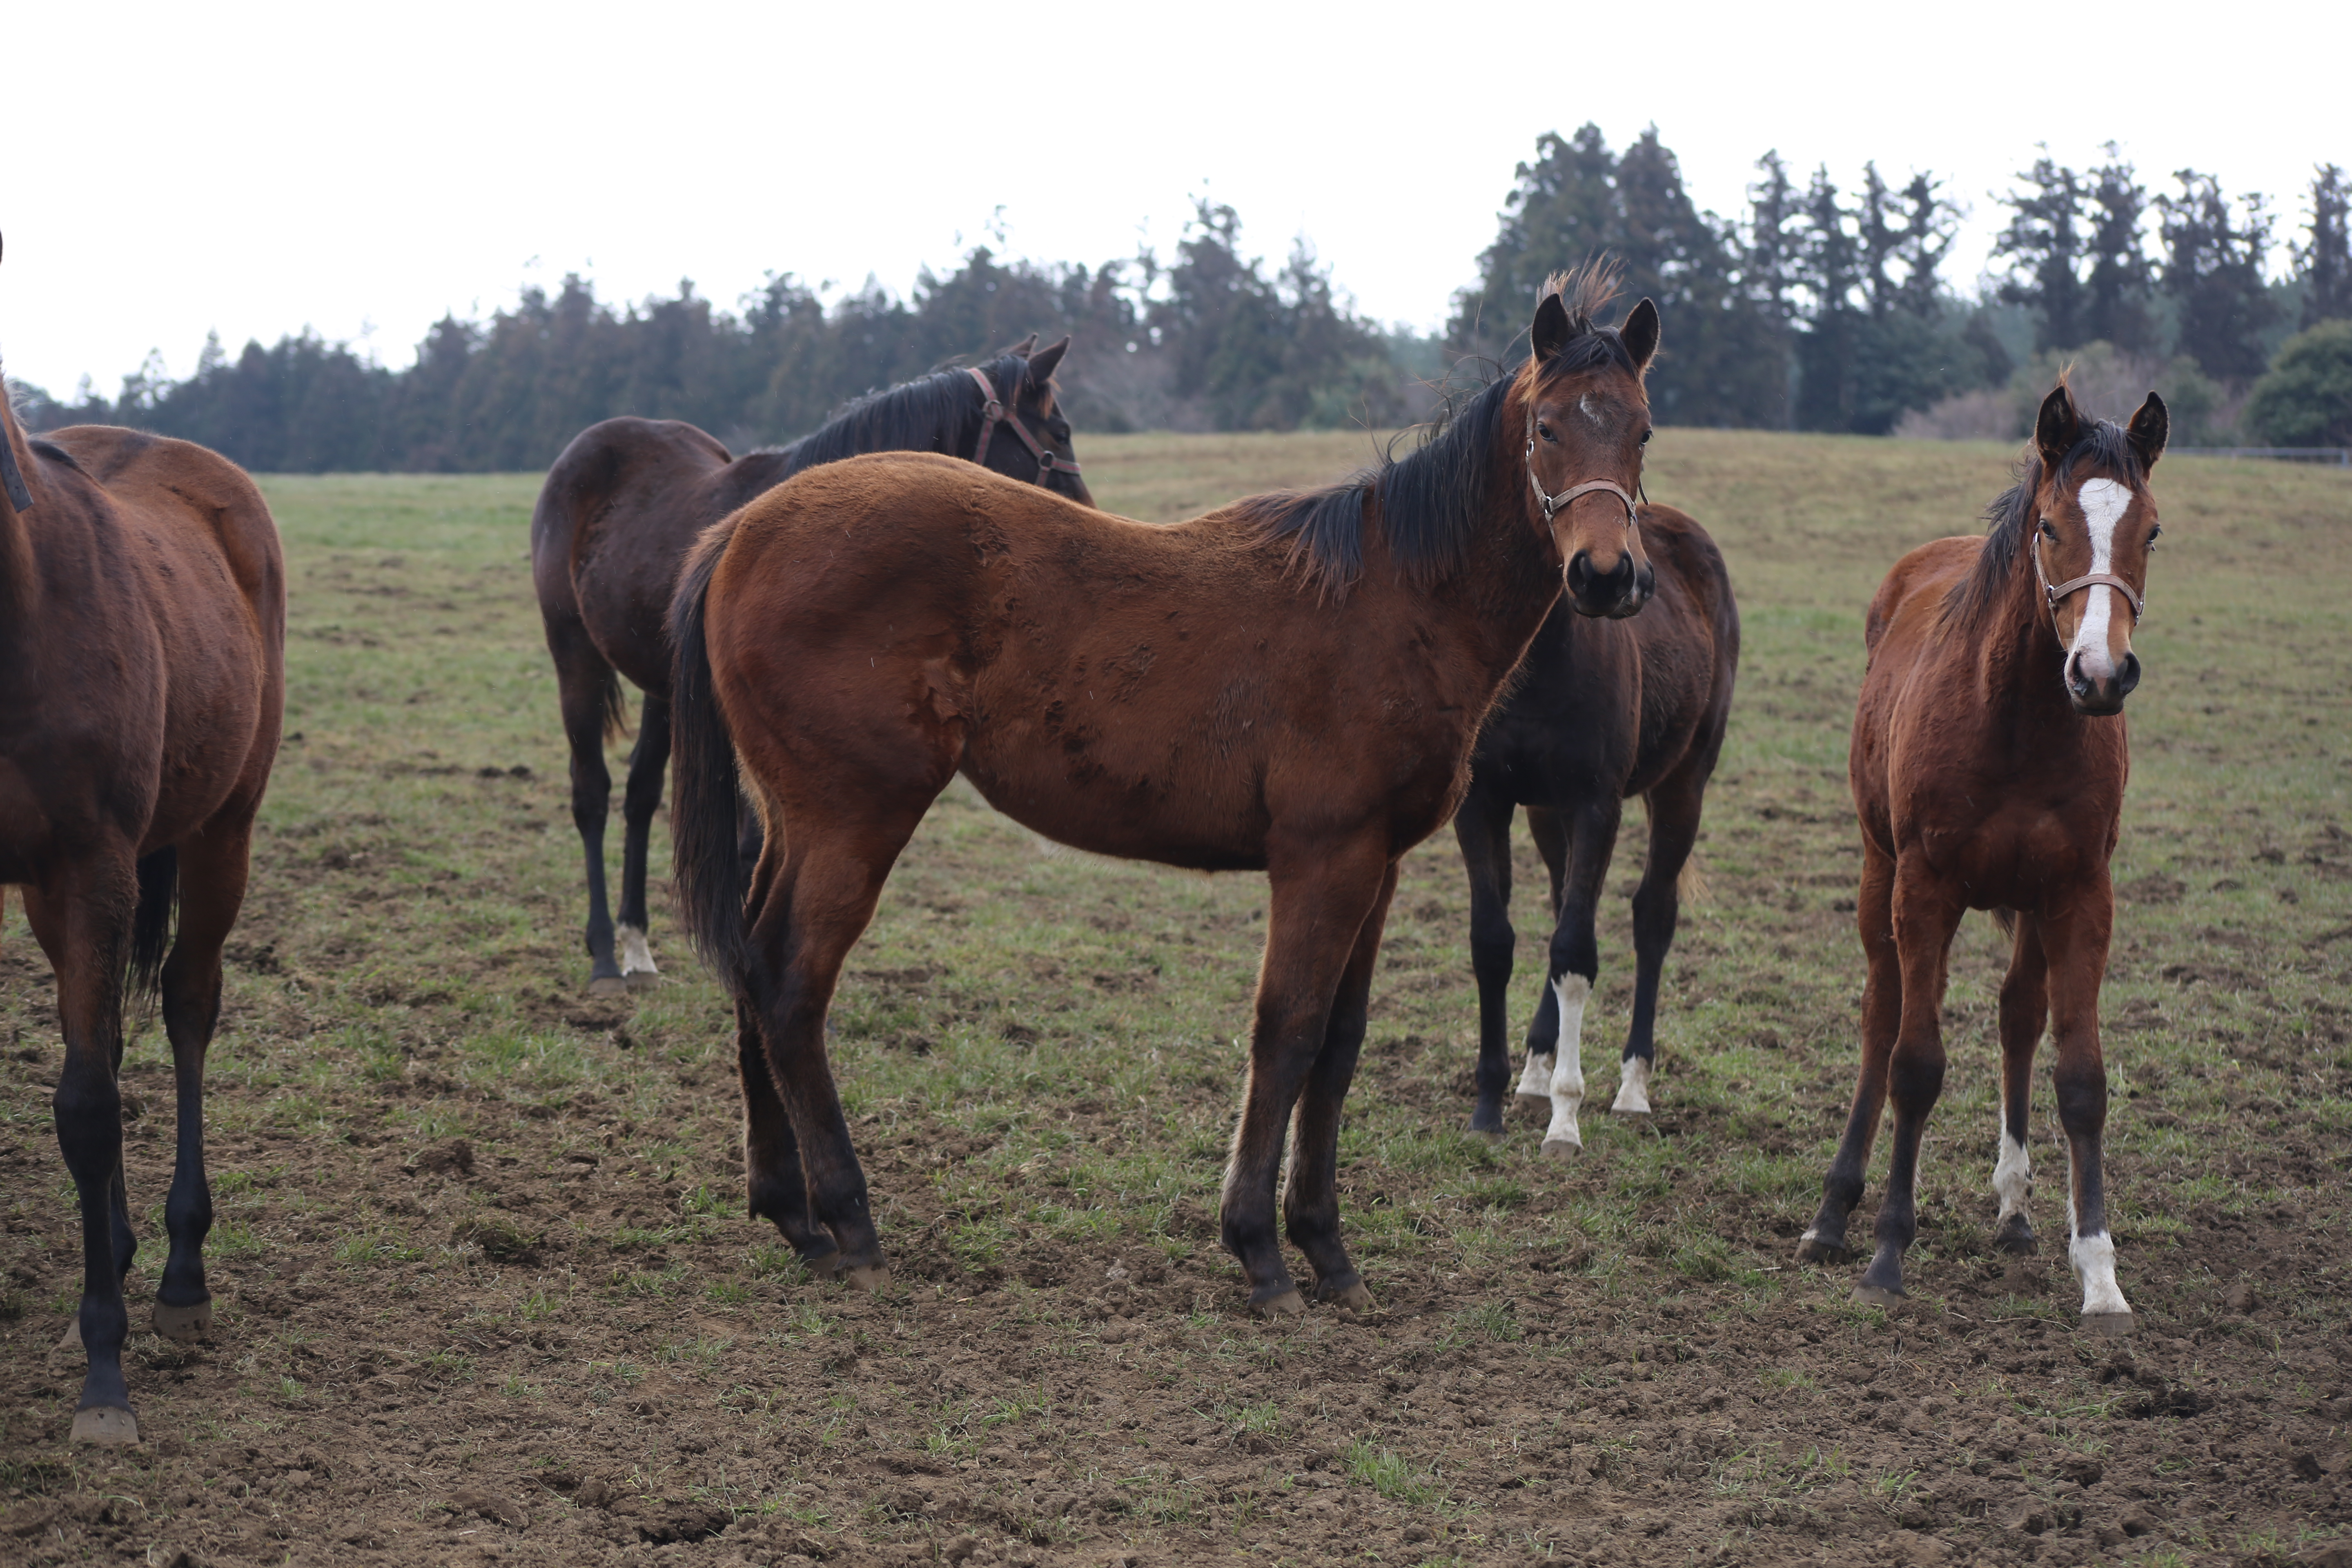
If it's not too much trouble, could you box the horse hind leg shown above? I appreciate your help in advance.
[551,617,625,995]
[1991,910,2047,1256]
[2041,899,2133,1333]
[1452,785,1517,1134]
[615,688,673,990]
[736,998,840,1276]
[1799,839,1899,1265]
[1618,774,1709,1116]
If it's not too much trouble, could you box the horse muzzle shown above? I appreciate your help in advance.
[2065,648,2141,715]
[1565,550,1652,619]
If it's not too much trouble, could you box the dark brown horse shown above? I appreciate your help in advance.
[0,318,286,1437]
[532,338,1089,994]
[1796,381,2167,1334]
[1455,505,1738,1147]
[668,271,1659,1312]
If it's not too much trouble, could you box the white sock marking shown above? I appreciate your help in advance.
[2067,477,2131,683]
[1993,1127,2031,1222]
[1542,975,1590,1147]
[1517,1051,1555,1099]
[2064,1154,2131,1318]
[618,924,657,978]
[1612,1054,1653,1114]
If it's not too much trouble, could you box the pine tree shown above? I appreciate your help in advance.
[2082,147,2155,353]
[2157,171,2280,380]
[1994,154,2087,351]
[2295,164,2351,328]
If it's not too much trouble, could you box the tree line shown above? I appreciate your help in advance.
[14,134,2350,470]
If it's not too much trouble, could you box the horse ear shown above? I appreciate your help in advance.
[1530,292,1570,362]
[1619,298,1660,373]
[2127,391,2168,471]
[2035,383,2081,472]
[1026,336,1071,387]
[1002,332,1038,358]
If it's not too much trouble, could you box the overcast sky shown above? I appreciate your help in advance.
[3,0,2340,397]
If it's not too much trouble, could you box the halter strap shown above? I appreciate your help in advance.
[2033,532,2145,621]
[1523,405,1638,526]
[966,365,1083,486]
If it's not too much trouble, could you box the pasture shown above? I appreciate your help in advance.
[2,429,2348,1567]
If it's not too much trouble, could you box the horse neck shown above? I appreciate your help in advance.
[1399,442,1564,685]
[0,416,32,661]
[1972,542,2080,730]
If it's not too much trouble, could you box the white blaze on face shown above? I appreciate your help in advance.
[1612,1054,1652,1114]
[1542,974,1591,1148]
[618,924,657,978]
[1993,1125,2032,1221]
[2065,1170,2132,1319]
[2067,478,2133,682]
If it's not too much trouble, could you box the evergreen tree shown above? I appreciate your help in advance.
[2157,170,2279,379]
[1793,167,1862,431]
[1994,154,2087,351]
[2082,147,2156,353]
[2294,164,2351,328]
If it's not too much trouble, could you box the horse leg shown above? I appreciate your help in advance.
[1222,837,1394,1315]
[741,815,927,1290]
[148,821,254,1343]
[2040,894,2133,1332]
[1992,911,2049,1255]
[1452,784,1516,1134]
[1800,838,1900,1263]
[551,618,625,996]
[1854,868,1964,1302]
[615,688,673,989]
[736,996,839,1274]
[29,857,142,1443]
[1532,797,1621,1158]
[1283,861,1399,1308]
[1619,771,1707,1114]
[1515,805,1570,1100]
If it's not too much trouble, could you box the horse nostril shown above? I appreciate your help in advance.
[1610,555,1635,597]
[2116,653,2142,697]
[1566,552,1592,599]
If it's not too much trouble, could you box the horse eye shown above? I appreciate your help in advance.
[2148,523,2163,547]
[1537,421,1554,442]
[1639,428,1653,446]
[2040,519,2058,540]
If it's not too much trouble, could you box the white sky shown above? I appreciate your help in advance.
[3,0,2341,396]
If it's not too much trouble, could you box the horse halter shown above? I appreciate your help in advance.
[1523,410,1638,528]
[966,366,1083,487]
[2032,528,2145,622]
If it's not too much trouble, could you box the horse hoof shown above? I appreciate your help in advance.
[842,1265,892,1294]
[57,1319,83,1352]
[152,1298,214,1343]
[585,976,628,999]
[71,1405,140,1446]
[1315,1280,1373,1312]
[1992,1221,2037,1255]
[800,1249,847,1281]
[1251,1289,1306,1319]
[1793,1236,1849,1266]
[1539,1137,1582,1161]
[2081,1311,2136,1338]
[1852,1284,1907,1307]
[624,971,661,992]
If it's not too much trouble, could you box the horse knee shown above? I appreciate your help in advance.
[1468,914,1514,987]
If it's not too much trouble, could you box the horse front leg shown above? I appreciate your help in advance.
[1620,771,1709,1114]
[1992,911,2049,1255]
[1283,862,1398,1309]
[1452,785,1516,1134]
[1532,797,1619,1158]
[1853,866,1964,1303]
[1222,838,1393,1316]
[1800,837,1900,1264]
[2040,889,2133,1333]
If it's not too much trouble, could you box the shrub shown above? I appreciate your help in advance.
[2244,321,2352,446]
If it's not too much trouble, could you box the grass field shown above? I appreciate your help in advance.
[1,428,2348,1567]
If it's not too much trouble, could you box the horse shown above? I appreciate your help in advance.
[0,295,287,1439]
[1454,506,1738,1150]
[1795,380,2168,1334]
[666,268,1661,1314]
[531,336,1090,996]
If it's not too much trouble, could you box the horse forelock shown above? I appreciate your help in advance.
[1947,420,2150,630]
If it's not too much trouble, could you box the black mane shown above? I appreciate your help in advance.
[760,351,1029,479]
[1949,413,2147,627]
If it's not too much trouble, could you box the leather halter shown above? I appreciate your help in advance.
[2033,529,2145,621]
[1523,412,1638,527]
[966,366,1083,486]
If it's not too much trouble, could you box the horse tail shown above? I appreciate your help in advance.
[129,846,179,1002]
[1676,855,1709,906]
[668,520,751,995]
[598,663,630,744]
[1991,907,2019,941]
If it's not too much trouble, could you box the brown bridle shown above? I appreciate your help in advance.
[2033,528,2145,622]
[967,365,1083,487]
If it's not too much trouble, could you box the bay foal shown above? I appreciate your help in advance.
[670,273,1659,1312]
[0,328,285,1438]
[1797,382,2167,1333]
[1455,506,1738,1149]
[532,338,1088,994]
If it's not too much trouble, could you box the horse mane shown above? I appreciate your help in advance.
[764,350,1031,474]
[1947,388,2148,630]
[1236,261,1638,595]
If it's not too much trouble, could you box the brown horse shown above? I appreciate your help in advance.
[1454,505,1738,1147]
[0,325,286,1435]
[1796,381,2167,1334]
[667,270,1659,1312]
[532,338,1088,994]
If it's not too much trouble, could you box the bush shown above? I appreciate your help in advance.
[2244,321,2352,446]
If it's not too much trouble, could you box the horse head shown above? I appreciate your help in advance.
[977,335,1093,507]
[1518,271,1658,619]
[2031,382,2167,715]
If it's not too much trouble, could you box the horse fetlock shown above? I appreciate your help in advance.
[1516,1051,1556,1098]
[1611,1054,1654,1114]
[1795,1210,1852,1264]
[617,924,659,984]
[2069,1231,2132,1321]
[1856,1244,1909,1301]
